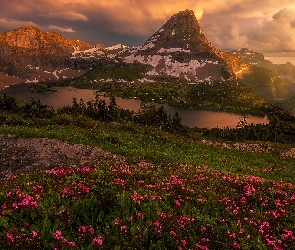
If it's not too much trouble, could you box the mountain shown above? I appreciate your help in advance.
[230,48,272,66]
[69,10,248,83]
[122,10,248,82]
[230,48,295,112]
[231,48,295,92]
[0,26,97,89]
[2,12,294,91]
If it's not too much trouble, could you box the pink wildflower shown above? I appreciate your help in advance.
[174,200,181,206]
[170,231,177,236]
[79,226,88,234]
[88,227,95,235]
[5,192,12,197]
[67,241,75,246]
[78,183,90,194]
[121,225,128,233]
[136,212,144,218]
[92,236,103,246]
[240,197,247,205]
[54,230,63,240]
[81,166,91,172]
[244,184,256,196]
[228,231,236,239]
[154,221,163,233]
[31,231,38,238]
[6,233,14,243]
[232,241,241,249]
[195,243,209,250]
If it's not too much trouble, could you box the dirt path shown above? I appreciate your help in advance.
[0,134,127,179]
[1,134,295,179]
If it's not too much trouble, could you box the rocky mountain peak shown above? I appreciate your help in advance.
[2,26,92,52]
[138,9,218,58]
[231,48,266,64]
[0,26,95,85]
[124,10,247,82]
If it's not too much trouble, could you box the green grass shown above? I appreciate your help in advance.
[0,153,295,249]
[1,120,295,184]
[242,66,295,113]
[1,113,295,248]
[2,60,295,248]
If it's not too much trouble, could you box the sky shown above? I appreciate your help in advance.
[0,0,295,52]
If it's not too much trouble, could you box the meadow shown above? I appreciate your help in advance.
[1,153,295,249]
[1,95,295,249]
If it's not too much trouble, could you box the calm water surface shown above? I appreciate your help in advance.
[0,84,268,128]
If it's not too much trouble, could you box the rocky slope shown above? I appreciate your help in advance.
[0,134,127,179]
[0,26,97,88]
[122,10,248,82]
[68,10,248,83]
[1,133,295,180]
[230,48,295,112]
[231,48,295,92]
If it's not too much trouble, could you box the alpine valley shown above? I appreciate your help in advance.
[2,10,295,250]
[1,10,295,115]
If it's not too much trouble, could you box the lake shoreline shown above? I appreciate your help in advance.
[0,84,269,129]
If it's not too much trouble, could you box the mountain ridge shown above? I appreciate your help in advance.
[0,11,260,87]
[0,10,295,114]
[0,26,95,88]
[122,10,248,82]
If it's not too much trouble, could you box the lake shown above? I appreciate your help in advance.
[0,84,268,129]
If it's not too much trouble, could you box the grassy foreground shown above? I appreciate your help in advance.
[1,115,295,248]
[1,157,295,249]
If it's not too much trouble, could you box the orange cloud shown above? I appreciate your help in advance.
[0,18,38,30]
[0,0,295,50]
[39,11,88,21]
[46,25,75,33]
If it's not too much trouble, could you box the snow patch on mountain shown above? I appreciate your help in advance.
[71,47,105,59]
[125,53,224,81]
[105,44,128,51]
[157,48,190,53]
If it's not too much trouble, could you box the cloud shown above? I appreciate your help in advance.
[0,0,295,50]
[46,25,75,33]
[38,11,88,21]
[73,0,295,48]
[0,17,75,34]
[272,8,294,22]
[246,7,295,51]
[204,24,248,50]
[0,18,38,30]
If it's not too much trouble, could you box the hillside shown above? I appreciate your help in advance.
[1,8,295,249]
[240,66,295,113]
[122,10,247,82]
[1,101,295,248]
[0,26,96,88]
[231,48,295,110]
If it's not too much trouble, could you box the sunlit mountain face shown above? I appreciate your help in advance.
[0,7,295,102]
[0,10,246,88]
[0,26,95,88]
